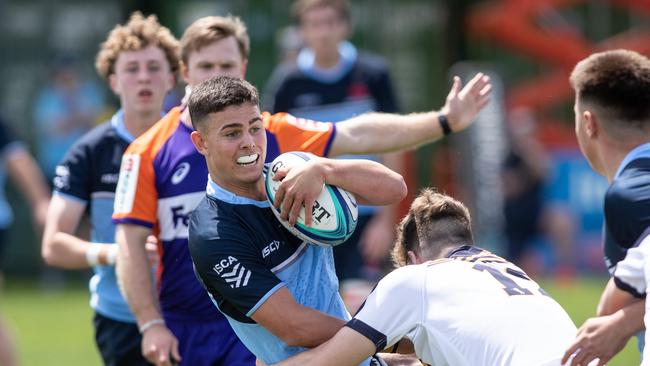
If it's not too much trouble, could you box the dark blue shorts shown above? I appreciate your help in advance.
[93,312,150,366]
[166,317,255,366]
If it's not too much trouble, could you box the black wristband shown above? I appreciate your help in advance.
[439,114,452,136]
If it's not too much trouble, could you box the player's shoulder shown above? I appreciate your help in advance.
[605,163,650,217]
[189,196,251,244]
[125,107,182,156]
[72,121,115,148]
[355,51,390,73]
[378,264,428,293]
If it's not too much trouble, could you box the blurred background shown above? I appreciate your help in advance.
[1,0,649,364]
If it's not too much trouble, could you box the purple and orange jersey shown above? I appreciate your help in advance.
[112,107,336,320]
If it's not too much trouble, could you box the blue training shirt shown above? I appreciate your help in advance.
[53,110,137,322]
[189,176,369,365]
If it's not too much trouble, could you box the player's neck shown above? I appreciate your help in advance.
[601,139,650,182]
[211,175,267,201]
[180,107,193,129]
[314,48,341,69]
[122,108,161,138]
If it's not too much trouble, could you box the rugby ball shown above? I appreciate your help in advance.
[265,152,358,247]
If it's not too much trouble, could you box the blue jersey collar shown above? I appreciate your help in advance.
[206,175,270,208]
[111,109,166,143]
[111,110,136,143]
[614,142,650,179]
[297,41,357,84]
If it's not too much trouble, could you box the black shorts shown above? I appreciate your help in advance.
[93,312,151,366]
[0,228,8,271]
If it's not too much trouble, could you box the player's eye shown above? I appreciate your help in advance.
[225,130,241,138]
[148,64,161,72]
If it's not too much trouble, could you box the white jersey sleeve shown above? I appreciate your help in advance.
[346,265,425,352]
[614,234,650,298]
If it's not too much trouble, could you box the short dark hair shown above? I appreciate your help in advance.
[570,49,650,129]
[188,76,259,131]
[392,189,473,267]
[292,0,350,24]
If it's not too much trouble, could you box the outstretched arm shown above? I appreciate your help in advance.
[329,73,491,157]
[272,157,407,226]
[273,326,375,366]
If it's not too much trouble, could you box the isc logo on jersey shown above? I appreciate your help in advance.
[213,256,251,289]
[265,152,358,247]
[114,154,140,214]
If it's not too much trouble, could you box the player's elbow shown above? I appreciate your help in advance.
[41,237,63,267]
[276,319,317,347]
[385,173,407,204]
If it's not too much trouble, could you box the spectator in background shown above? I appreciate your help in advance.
[33,55,105,181]
[263,0,404,304]
[275,25,303,67]
[0,115,51,366]
[501,107,576,278]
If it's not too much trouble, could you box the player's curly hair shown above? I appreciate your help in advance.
[179,16,249,65]
[95,11,179,81]
[570,49,650,128]
[392,188,473,267]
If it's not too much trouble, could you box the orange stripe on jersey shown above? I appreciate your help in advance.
[263,112,335,157]
[112,107,182,228]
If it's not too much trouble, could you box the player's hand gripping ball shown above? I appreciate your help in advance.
[265,152,358,247]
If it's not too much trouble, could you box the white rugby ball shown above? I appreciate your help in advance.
[265,152,358,247]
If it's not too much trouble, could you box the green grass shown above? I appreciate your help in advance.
[0,277,641,365]
[3,280,101,366]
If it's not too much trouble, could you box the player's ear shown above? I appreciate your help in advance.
[108,73,121,96]
[190,130,208,156]
[180,61,190,84]
[407,251,421,265]
[240,59,248,78]
[583,110,598,138]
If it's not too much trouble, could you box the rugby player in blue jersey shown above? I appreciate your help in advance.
[41,12,178,365]
[187,76,406,365]
[563,49,650,366]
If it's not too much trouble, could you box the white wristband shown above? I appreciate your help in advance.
[86,246,101,266]
[139,318,165,334]
[106,245,118,265]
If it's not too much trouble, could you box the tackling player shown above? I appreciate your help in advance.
[112,15,491,366]
[187,75,406,365]
[273,189,579,366]
[41,12,178,365]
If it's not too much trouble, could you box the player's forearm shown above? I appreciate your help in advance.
[614,300,646,337]
[6,149,50,208]
[597,277,639,316]
[42,231,115,269]
[320,159,407,206]
[330,111,443,157]
[115,225,162,326]
[283,307,346,348]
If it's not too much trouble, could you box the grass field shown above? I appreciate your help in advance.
[0,277,640,365]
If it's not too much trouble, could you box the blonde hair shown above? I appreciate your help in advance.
[179,16,249,65]
[95,11,179,80]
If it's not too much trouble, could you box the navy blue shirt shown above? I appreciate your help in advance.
[603,144,650,273]
[189,177,352,364]
[53,110,137,322]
